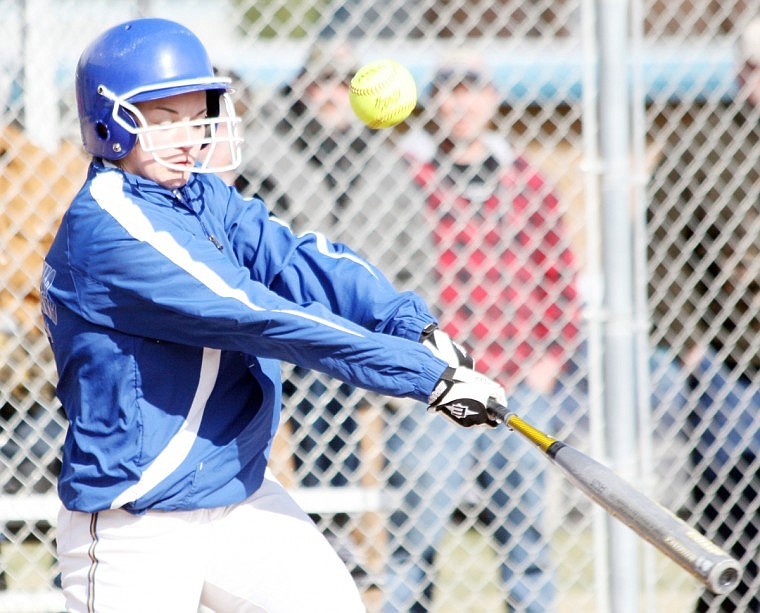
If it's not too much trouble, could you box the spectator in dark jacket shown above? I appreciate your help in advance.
[647,16,760,612]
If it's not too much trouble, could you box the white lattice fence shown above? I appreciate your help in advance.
[1,0,758,611]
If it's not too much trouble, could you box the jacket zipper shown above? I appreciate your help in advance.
[174,188,224,251]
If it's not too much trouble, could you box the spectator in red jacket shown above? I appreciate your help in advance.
[384,53,684,612]
[384,57,578,613]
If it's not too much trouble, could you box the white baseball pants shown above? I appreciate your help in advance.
[56,471,365,612]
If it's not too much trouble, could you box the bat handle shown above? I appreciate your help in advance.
[488,399,559,453]
[486,398,510,424]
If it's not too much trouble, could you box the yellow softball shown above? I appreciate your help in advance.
[349,59,417,129]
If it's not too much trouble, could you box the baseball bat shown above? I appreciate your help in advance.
[486,401,741,595]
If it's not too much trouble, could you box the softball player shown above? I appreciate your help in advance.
[41,18,506,612]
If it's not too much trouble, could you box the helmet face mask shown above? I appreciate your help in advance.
[99,81,242,174]
[76,18,243,174]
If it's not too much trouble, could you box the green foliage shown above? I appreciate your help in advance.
[232,0,332,39]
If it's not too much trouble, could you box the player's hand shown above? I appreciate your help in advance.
[427,366,506,428]
[420,325,474,369]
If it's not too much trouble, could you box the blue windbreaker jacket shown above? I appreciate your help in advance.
[41,161,446,513]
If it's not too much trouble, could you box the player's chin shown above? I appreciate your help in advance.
[155,169,190,190]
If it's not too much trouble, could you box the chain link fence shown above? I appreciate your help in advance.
[1,0,758,611]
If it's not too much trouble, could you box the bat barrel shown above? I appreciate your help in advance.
[549,442,742,595]
[486,402,743,595]
[710,559,741,594]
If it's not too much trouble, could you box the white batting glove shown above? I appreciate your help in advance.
[420,324,474,369]
[427,366,507,428]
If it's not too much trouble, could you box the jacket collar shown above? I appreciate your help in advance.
[92,158,205,211]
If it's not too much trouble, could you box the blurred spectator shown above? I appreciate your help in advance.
[647,16,760,612]
[385,56,579,613]
[388,52,686,612]
[0,121,86,591]
[0,123,87,495]
[220,40,435,582]
[207,65,287,211]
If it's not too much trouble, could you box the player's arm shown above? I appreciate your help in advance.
[48,188,440,401]
[49,175,501,413]
[224,188,506,424]
[226,190,437,342]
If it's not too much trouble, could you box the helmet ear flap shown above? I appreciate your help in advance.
[91,107,138,160]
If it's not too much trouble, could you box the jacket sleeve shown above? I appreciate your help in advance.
[225,188,438,343]
[49,172,445,402]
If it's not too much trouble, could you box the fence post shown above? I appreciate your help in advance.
[597,0,641,610]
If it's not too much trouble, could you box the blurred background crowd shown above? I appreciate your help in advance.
[1,1,758,611]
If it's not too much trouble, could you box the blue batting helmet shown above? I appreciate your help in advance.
[75,18,233,161]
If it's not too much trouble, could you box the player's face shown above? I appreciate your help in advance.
[119,91,208,189]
